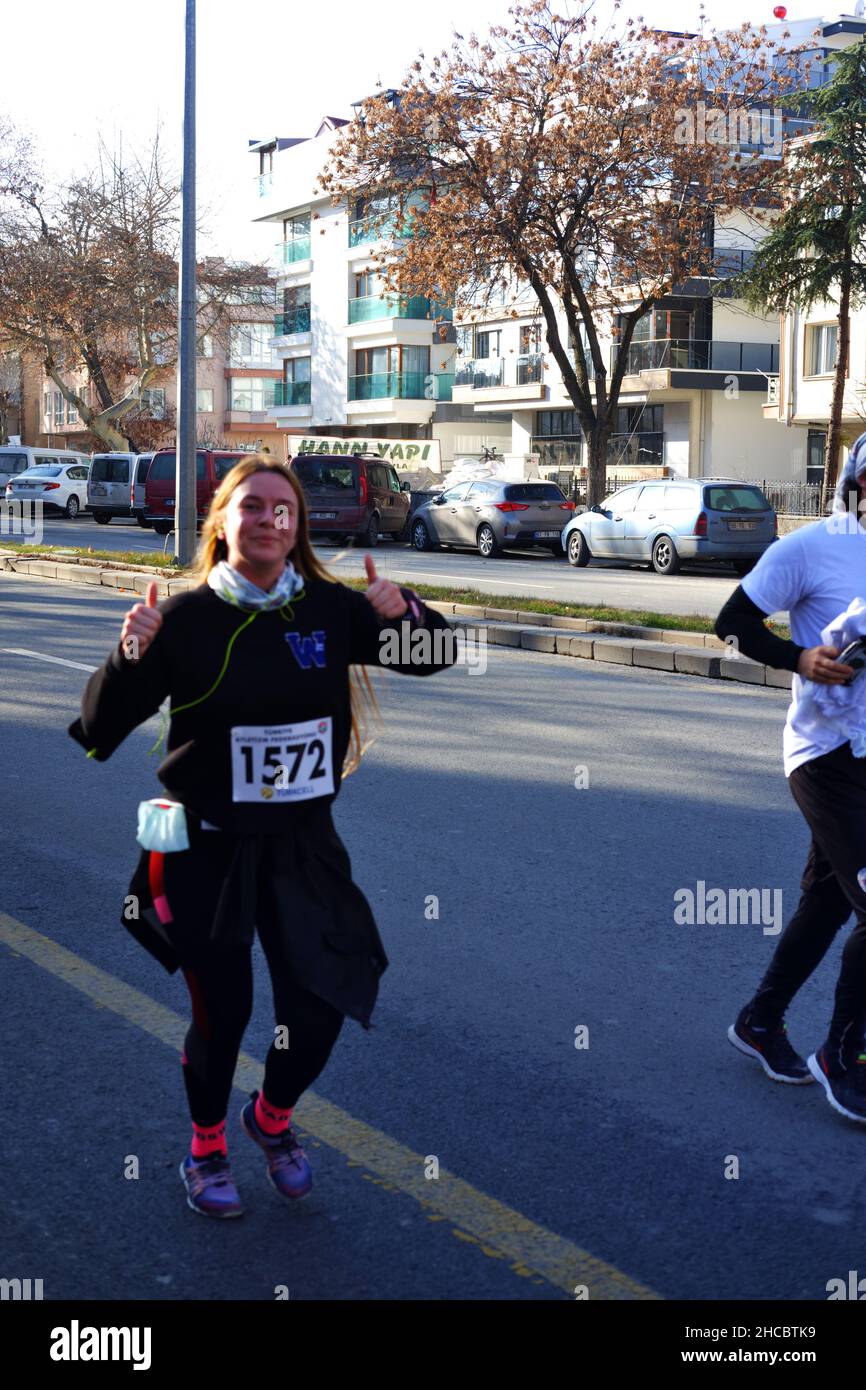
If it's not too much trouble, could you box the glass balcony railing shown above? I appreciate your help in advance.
[610,339,779,374]
[517,353,544,385]
[454,358,505,389]
[274,308,311,336]
[347,372,453,403]
[349,216,419,247]
[256,171,273,197]
[275,238,311,265]
[348,295,453,324]
[273,380,311,407]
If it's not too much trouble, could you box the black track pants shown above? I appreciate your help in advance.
[749,742,866,1063]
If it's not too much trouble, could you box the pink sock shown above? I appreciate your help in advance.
[254,1092,293,1136]
[191,1119,227,1159]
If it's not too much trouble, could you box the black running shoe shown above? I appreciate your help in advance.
[808,1045,866,1123]
[727,1006,813,1084]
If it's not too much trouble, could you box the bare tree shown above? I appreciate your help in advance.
[0,133,270,452]
[322,1,802,502]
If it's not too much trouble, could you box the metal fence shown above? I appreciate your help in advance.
[542,471,827,516]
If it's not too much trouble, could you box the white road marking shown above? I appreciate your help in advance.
[1,647,97,673]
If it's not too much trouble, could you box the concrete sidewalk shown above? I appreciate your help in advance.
[0,551,792,690]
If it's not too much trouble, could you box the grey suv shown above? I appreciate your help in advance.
[410,480,576,557]
[561,478,777,575]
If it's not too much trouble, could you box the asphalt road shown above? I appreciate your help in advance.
[13,514,742,619]
[1,572,855,1303]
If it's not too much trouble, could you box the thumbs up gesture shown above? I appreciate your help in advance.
[119,580,164,661]
[363,553,408,621]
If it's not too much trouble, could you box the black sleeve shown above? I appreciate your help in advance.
[344,583,458,675]
[714,585,805,674]
[68,624,173,761]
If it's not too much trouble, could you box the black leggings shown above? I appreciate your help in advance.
[749,742,866,1061]
[180,911,344,1127]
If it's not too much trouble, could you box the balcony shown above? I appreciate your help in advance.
[454,358,505,389]
[273,381,311,407]
[347,371,453,403]
[256,171,273,197]
[348,216,410,247]
[348,294,453,325]
[274,308,311,336]
[611,339,780,375]
[275,238,311,266]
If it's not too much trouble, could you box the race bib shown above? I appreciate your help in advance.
[230,718,335,803]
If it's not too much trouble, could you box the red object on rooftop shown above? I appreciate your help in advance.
[773,5,787,17]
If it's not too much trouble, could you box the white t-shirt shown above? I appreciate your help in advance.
[742,515,866,776]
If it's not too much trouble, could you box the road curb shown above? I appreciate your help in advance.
[0,555,791,690]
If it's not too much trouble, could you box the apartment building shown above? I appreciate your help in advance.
[250,119,511,472]
[22,287,284,455]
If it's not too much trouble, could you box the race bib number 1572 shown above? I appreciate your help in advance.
[230,718,335,803]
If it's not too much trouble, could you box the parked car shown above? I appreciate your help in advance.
[561,478,777,575]
[291,453,411,547]
[5,460,91,518]
[409,479,576,557]
[144,449,245,535]
[130,453,154,527]
[0,446,90,492]
[87,452,139,524]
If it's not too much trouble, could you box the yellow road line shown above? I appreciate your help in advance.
[0,910,660,1300]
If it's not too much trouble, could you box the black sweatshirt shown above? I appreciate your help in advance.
[68,579,457,835]
[714,584,805,673]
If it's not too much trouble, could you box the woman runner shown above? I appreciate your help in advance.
[68,455,456,1217]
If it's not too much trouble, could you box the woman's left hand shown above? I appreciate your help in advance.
[364,554,409,620]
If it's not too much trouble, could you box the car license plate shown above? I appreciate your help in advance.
[534,530,559,538]
[728,520,756,531]
[165,498,175,506]
[310,512,337,520]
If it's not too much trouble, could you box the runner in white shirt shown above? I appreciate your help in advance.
[715,432,866,1122]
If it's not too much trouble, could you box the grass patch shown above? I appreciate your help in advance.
[0,541,790,638]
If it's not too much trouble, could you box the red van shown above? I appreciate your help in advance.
[144,449,245,534]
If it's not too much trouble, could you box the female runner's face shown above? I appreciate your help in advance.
[221,471,299,587]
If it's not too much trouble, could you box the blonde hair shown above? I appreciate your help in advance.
[192,454,380,775]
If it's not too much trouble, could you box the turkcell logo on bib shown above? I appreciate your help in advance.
[230,718,335,802]
[285,631,326,670]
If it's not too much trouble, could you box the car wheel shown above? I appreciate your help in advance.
[94,512,111,525]
[651,534,680,574]
[411,518,432,551]
[732,559,755,577]
[65,495,80,519]
[360,512,379,548]
[567,530,591,567]
[153,520,173,536]
[477,524,500,558]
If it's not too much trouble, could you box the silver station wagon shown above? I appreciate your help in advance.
[561,478,777,575]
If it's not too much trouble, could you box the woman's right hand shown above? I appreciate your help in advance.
[119,581,163,661]
[797,644,855,685]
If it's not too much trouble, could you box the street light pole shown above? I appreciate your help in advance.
[176,0,196,565]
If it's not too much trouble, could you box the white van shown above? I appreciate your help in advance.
[0,446,90,492]
[130,453,154,527]
[88,452,139,524]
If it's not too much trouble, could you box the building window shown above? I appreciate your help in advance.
[141,388,166,418]
[229,377,277,411]
[284,212,310,240]
[284,356,311,384]
[196,388,214,413]
[807,429,826,485]
[519,324,541,354]
[199,333,214,358]
[230,322,275,365]
[805,322,839,377]
[67,399,79,425]
[54,390,65,426]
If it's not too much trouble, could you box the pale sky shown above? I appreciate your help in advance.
[2,0,803,262]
